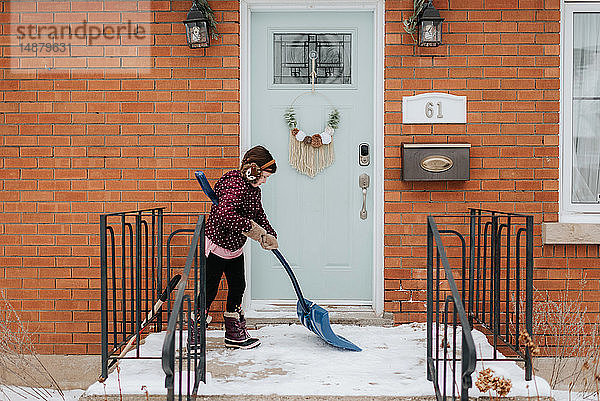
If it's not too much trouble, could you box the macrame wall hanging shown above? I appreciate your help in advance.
[283,52,341,178]
[284,105,339,178]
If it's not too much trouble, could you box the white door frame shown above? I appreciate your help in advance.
[240,0,385,316]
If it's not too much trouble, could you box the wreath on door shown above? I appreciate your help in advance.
[284,106,340,178]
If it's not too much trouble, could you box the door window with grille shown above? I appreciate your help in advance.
[273,33,352,85]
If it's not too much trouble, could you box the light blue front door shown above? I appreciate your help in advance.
[250,11,374,303]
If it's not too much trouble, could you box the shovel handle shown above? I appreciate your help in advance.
[271,249,310,315]
[195,170,311,315]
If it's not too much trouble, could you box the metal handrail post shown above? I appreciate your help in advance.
[196,220,207,386]
[461,330,473,401]
[100,215,108,380]
[492,214,500,359]
[162,216,205,401]
[157,209,164,326]
[429,217,477,401]
[121,214,127,342]
[426,218,434,382]
[135,213,142,357]
[468,210,476,324]
[525,215,534,380]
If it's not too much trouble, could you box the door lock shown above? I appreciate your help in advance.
[359,173,370,220]
[359,143,370,166]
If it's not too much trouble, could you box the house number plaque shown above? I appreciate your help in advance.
[402,92,467,124]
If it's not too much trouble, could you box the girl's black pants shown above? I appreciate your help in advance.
[204,252,245,313]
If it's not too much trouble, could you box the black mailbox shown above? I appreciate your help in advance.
[401,143,470,181]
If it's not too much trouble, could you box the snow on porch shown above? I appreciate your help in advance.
[85,323,552,398]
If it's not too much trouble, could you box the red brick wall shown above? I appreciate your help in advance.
[0,0,240,354]
[383,0,599,325]
[0,0,598,354]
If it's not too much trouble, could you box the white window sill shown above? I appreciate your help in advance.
[542,222,600,244]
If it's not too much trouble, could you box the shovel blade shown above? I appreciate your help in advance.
[296,300,362,352]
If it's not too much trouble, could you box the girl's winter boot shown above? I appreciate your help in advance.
[223,309,260,349]
[187,310,211,352]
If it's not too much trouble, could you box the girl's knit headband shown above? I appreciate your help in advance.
[261,159,275,170]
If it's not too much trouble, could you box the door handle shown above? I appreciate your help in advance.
[359,173,370,220]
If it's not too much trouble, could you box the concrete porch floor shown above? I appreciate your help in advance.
[9,349,587,396]
[81,324,554,399]
[1,322,591,400]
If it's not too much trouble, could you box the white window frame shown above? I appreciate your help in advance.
[560,1,600,223]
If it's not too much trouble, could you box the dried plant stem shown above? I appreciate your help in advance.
[116,365,123,401]
[533,366,541,401]
[0,290,64,400]
[142,385,150,401]
[531,275,600,399]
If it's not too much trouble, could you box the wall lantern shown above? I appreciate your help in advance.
[417,0,444,47]
[183,2,211,48]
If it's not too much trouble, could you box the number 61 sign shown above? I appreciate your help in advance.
[402,93,467,124]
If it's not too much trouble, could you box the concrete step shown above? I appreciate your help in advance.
[244,304,395,327]
[80,395,554,401]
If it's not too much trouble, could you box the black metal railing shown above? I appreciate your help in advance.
[468,209,534,378]
[161,216,206,401]
[426,209,534,400]
[100,208,165,380]
[427,216,477,401]
[99,209,206,396]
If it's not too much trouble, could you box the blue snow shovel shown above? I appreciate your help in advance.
[195,170,361,352]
